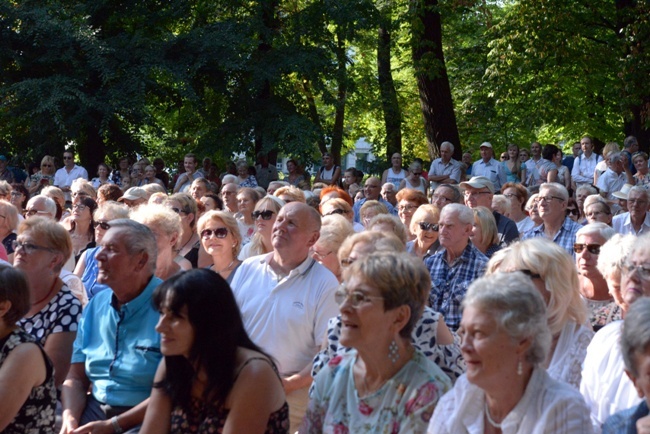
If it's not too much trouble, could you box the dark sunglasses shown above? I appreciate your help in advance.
[252,210,275,220]
[517,269,542,279]
[418,222,439,232]
[574,243,601,255]
[93,221,111,230]
[566,208,579,215]
[201,227,229,239]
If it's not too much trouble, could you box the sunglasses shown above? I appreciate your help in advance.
[93,221,111,230]
[201,227,229,239]
[252,210,275,220]
[418,222,439,232]
[169,207,187,215]
[574,243,601,255]
[567,208,579,215]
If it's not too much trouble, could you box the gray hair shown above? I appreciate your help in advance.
[576,222,616,241]
[576,184,598,197]
[629,185,649,201]
[621,298,650,376]
[440,141,454,153]
[441,203,474,225]
[608,152,622,163]
[106,219,158,273]
[624,136,639,149]
[27,195,56,218]
[540,182,569,201]
[435,184,463,204]
[596,234,636,281]
[464,272,551,365]
[222,174,239,185]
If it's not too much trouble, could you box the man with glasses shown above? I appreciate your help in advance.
[431,184,462,210]
[612,186,650,235]
[352,176,396,222]
[54,150,89,204]
[220,181,240,214]
[229,202,338,432]
[424,203,488,331]
[460,176,519,244]
[25,195,57,220]
[428,141,462,193]
[522,182,582,257]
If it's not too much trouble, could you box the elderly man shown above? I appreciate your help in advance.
[424,203,488,331]
[352,176,396,222]
[25,194,57,219]
[460,175,519,244]
[61,220,162,434]
[380,182,398,207]
[572,136,602,187]
[54,150,89,205]
[622,135,639,175]
[117,187,148,208]
[229,202,339,432]
[612,186,650,235]
[597,152,627,205]
[522,182,583,257]
[428,141,462,192]
[220,182,239,214]
[470,142,507,192]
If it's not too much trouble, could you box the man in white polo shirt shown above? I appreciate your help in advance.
[612,186,650,235]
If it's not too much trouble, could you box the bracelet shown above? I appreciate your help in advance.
[111,416,123,434]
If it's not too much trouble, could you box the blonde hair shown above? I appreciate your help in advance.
[359,200,388,222]
[41,185,66,208]
[245,196,285,257]
[274,185,305,203]
[197,210,242,258]
[338,231,405,264]
[493,238,587,336]
[315,214,354,254]
[142,183,167,196]
[0,200,19,232]
[367,214,407,245]
[18,216,72,272]
[409,205,439,235]
[472,206,499,249]
[40,156,56,175]
[130,203,182,238]
[71,179,97,200]
[94,201,129,221]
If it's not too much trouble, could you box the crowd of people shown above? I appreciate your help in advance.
[1,137,650,433]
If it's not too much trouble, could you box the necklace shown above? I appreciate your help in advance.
[213,260,234,275]
[32,278,58,306]
[178,232,195,253]
[484,401,503,429]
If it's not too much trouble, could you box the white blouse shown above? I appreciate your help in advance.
[547,321,594,389]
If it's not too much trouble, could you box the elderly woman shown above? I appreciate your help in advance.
[200,192,223,212]
[0,200,19,263]
[471,206,502,258]
[131,204,185,281]
[491,194,511,218]
[26,155,56,196]
[630,151,650,189]
[197,210,242,283]
[575,223,620,331]
[142,165,165,188]
[74,201,130,300]
[41,185,67,220]
[431,184,462,210]
[367,214,408,245]
[71,178,97,201]
[302,252,452,433]
[235,187,261,246]
[320,197,364,232]
[597,234,636,314]
[407,204,440,260]
[525,193,543,228]
[399,161,428,194]
[0,264,57,432]
[14,217,82,387]
[359,200,389,228]
[495,238,593,389]
[584,194,613,225]
[311,214,354,282]
[238,196,284,260]
[274,185,305,203]
[602,298,650,432]
[429,272,592,433]
[96,183,123,204]
[90,163,113,189]
[396,188,428,240]
[235,160,258,188]
[582,233,650,430]
[165,193,208,268]
[502,182,532,233]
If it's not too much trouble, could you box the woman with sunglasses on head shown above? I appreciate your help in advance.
[197,210,242,283]
[25,155,56,197]
[239,196,284,261]
[399,161,428,194]
[320,197,364,232]
[74,202,130,300]
[407,205,441,261]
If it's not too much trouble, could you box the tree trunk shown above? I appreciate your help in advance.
[301,80,328,155]
[330,31,347,167]
[410,0,462,161]
[377,15,402,163]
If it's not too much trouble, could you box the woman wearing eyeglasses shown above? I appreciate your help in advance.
[311,214,354,283]
[197,210,242,283]
[399,162,428,194]
[302,252,452,434]
[25,155,56,197]
[407,204,440,261]
[493,237,593,389]
[395,188,428,240]
[239,196,284,261]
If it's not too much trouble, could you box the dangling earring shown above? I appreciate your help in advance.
[388,340,399,364]
[517,359,523,376]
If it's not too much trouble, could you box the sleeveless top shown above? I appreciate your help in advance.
[169,357,289,433]
[318,165,339,182]
[386,168,407,188]
[502,161,521,183]
[402,177,427,194]
[0,328,56,433]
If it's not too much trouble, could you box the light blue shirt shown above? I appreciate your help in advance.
[471,158,507,192]
[71,276,163,407]
[352,197,397,223]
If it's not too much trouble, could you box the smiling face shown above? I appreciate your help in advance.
[200,218,236,260]
[414,216,439,249]
[13,230,59,275]
[156,299,194,358]
[184,157,197,174]
[339,275,388,349]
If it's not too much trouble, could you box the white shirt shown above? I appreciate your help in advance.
[428,158,462,191]
[572,153,602,185]
[580,321,641,433]
[429,367,593,433]
[229,253,339,376]
[612,212,650,235]
[54,164,89,201]
[596,168,626,199]
[547,321,594,389]
[471,158,507,192]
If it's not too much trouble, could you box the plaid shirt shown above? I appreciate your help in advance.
[425,242,488,331]
[521,216,583,258]
[602,400,648,434]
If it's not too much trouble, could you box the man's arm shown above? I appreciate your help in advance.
[60,363,90,434]
[571,157,593,184]
[282,363,313,393]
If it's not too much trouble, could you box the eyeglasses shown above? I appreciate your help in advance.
[312,249,332,262]
[93,221,111,230]
[200,227,229,239]
[325,209,348,216]
[25,209,51,217]
[252,210,275,220]
[169,207,187,215]
[73,204,87,211]
[398,204,418,212]
[432,194,452,203]
[10,191,23,197]
[566,208,580,216]
[536,195,564,204]
[340,257,356,267]
[418,221,439,232]
[622,262,650,281]
[574,243,601,255]
[334,286,384,307]
[72,192,88,198]
[628,199,648,205]
[41,164,52,168]
[463,190,491,197]
[412,172,422,176]
[12,240,54,255]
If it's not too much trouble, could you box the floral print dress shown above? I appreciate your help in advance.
[302,350,451,434]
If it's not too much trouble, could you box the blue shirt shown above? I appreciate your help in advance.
[80,247,111,299]
[602,400,649,434]
[71,276,163,407]
[471,158,507,192]
[425,242,488,331]
[352,197,397,223]
[522,216,583,259]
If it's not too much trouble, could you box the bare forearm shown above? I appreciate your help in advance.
[60,378,88,426]
[282,363,313,393]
